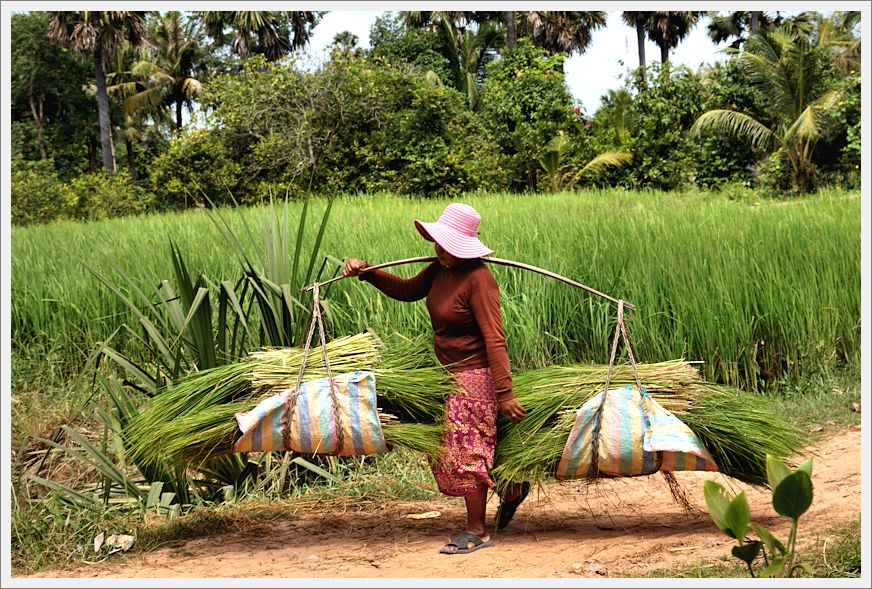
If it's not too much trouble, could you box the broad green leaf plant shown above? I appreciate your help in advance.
[704,454,814,577]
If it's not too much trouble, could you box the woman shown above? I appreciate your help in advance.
[343,203,530,555]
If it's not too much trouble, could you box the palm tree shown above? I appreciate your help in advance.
[598,88,635,145]
[109,12,207,133]
[523,11,606,55]
[505,11,517,48]
[691,28,842,193]
[48,11,149,174]
[646,11,703,63]
[621,11,650,68]
[537,131,632,192]
[439,19,504,111]
[814,11,861,74]
[198,11,320,61]
[706,11,778,49]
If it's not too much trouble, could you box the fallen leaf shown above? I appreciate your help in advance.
[93,532,105,554]
[851,402,860,412]
[831,387,844,396]
[808,425,824,433]
[406,510,441,519]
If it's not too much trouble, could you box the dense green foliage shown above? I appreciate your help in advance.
[10,10,861,224]
[191,55,506,202]
[479,40,578,191]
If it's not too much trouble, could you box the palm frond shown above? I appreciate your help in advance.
[691,109,778,152]
[783,89,841,145]
[571,151,632,183]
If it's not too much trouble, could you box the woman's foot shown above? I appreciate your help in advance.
[439,529,494,554]
[495,481,531,529]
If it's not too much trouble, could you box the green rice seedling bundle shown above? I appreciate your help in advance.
[125,333,453,467]
[494,364,806,489]
[125,333,385,466]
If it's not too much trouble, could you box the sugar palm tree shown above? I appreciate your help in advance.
[48,11,149,174]
[646,11,703,63]
[621,11,651,68]
[523,11,606,55]
[706,11,777,49]
[691,28,842,193]
[198,11,320,61]
[109,12,207,133]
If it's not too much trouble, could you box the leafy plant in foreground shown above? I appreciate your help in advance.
[704,454,814,577]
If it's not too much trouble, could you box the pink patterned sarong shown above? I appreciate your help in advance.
[430,367,499,497]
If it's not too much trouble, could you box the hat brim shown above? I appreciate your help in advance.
[414,220,494,259]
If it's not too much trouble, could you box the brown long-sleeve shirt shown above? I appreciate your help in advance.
[360,260,514,402]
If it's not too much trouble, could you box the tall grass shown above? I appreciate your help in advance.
[11,189,860,399]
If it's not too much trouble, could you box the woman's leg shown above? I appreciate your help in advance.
[464,488,489,540]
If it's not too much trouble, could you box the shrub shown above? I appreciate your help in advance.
[10,157,74,225]
[479,39,578,191]
[65,171,154,220]
[624,62,705,189]
[150,128,244,208]
[203,55,505,197]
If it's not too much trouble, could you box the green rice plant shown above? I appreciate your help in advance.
[11,189,860,404]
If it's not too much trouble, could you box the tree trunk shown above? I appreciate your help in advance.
[750,11,760,33]
[660,44,669,64]
[505,11,517,48]
[93,56,116,175]
[125,136,138,181]
[176,99,183,133]
[88,135,99,172]
[635,20,646,68]
[29,94,48,160]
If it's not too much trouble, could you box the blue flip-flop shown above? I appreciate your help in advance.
[439,531,495,554]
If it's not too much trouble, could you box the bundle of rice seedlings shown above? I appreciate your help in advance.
[125,333,454,467]
[492,364,806,490]
[124,333,384,466]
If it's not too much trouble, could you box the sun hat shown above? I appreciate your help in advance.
[414,203,494,259]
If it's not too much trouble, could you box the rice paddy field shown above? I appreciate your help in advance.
[12,189,860,406]
[8,188,863,575]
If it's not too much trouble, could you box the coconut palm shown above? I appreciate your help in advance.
[523,11,606,55]
[198,11,320,61]
[48,11,149,174]
[691,28,842,193]
[439,19,504,111]
[621,11,651,68]
[646,11,703,63]
[109,12,207,133]
[598,89,635,145]
[537,131,632,193]
[814,11,861,74]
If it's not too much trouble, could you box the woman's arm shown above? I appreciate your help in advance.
[468,272,527,424]
[344,258,437,302]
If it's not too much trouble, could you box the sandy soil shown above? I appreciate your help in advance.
[21,426,861,580]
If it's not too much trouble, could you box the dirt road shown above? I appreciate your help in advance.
[23,426,861,579]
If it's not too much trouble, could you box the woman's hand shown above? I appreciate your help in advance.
[343,258,370,277]
[499,397,527,424]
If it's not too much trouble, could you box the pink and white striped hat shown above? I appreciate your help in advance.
[414,203,494,259]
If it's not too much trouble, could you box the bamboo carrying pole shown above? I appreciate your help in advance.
[302,256,635,311]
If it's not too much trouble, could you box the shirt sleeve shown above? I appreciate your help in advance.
[359,262,437,302]
[468,269,514,402]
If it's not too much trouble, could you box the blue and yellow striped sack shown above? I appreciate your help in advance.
[232,370,388,456]
[555,385,718,479]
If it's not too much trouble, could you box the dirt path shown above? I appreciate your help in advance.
[23,426,861,579]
